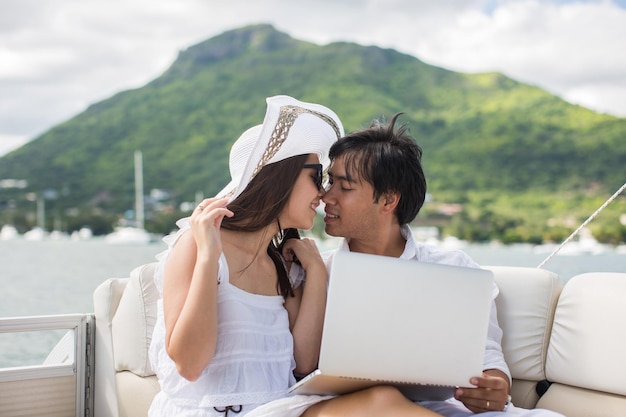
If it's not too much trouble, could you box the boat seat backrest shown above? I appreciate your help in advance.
[537,272,626,416]
[94,262,160,417]
[111,262,159,376]
[94,263,626,417]
[486,266,562,408]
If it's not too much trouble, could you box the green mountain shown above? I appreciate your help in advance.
[1,24,625,240]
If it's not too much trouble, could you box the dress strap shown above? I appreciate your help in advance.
[213,405,242,416]
[217,253,229,285]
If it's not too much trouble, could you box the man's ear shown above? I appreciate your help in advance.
[380,192,400,214]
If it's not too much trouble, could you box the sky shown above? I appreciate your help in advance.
[1,0,626,157]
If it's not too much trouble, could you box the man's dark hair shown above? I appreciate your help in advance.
[328,113,426,225]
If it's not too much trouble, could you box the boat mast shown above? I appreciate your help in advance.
[134,150,144,231]
[36,195,45,230]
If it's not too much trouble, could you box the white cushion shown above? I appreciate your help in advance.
[486,266,562,381]
[537,383,626,417]
[93,277,129,417]
[115,372,160,417]
[546,272,626,396]
[112,263,159,377]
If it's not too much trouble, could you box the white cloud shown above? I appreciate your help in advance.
[0,0,625,156]
[413,0,626,115]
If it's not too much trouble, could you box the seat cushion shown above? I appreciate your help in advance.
[545,272,626,396]
[508,379,541,410]
[537,383,626,417]
[93,277,129,417]
[486,266,562,382]
[112,263,159,377]
[115,371,160,417]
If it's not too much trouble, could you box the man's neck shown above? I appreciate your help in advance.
[347,223,406,258]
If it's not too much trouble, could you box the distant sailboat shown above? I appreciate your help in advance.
[0,224,19,240]
[71,226,93,241]
[105,151,152,244]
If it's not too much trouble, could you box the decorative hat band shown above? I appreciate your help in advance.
[250,105,342,179]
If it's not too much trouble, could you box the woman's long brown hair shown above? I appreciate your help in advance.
[220,154,309,297]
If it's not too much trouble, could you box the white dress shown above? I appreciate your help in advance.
[148,218,333,417]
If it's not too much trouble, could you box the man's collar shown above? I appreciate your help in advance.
[337,237,351,252]
[399,224,418,259]
[336,225,415,259]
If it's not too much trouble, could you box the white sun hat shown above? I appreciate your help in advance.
[216,95,344,202]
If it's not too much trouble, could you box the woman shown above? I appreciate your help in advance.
[148,95,441,417]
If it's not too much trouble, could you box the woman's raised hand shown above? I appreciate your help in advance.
[189,197,233,255]
[281,238,325,273]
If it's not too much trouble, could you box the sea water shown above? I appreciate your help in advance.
[0,238,166,367]
[1,238,625,367]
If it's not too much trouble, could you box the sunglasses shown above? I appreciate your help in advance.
[303,163,324,191]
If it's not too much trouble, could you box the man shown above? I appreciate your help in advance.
[321,113,564,416]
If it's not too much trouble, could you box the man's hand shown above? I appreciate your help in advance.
[454,369,510,413]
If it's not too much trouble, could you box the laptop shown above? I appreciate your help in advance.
[288,250,494,401]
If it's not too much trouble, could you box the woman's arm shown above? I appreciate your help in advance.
[162,198,232,381]
[282,238,328,375]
